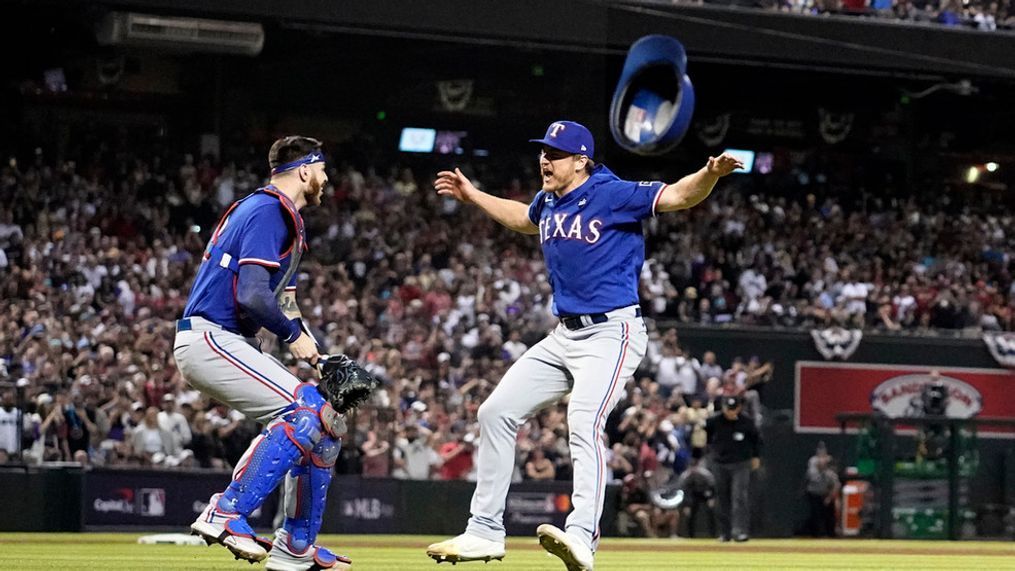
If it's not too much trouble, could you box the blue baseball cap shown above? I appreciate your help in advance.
[529,120,594,157]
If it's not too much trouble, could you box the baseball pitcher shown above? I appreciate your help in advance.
[427,121,742,570]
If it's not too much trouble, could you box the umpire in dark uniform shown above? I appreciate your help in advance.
[705,394,761,542]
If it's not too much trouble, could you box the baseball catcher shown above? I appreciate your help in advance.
[174,136,378,571]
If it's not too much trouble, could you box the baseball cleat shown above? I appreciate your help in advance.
[265,529,352,571]
[426,533,505,564]
[190,493,272,563]
[536,524,594,571]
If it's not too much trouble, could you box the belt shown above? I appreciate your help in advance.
[560,307,641,331]
[176,317,223,333]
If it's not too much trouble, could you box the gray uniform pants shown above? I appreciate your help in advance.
[465,307,647,552]
[713,459,751,538]
[173,317,300,423]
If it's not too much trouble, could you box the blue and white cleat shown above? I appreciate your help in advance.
[265,528,352,570]
[190,493,273,563]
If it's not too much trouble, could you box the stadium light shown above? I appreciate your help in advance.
[985,162,999,172]
[966,166,980,184]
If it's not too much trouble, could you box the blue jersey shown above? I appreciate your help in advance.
[183,186,306,336]
[527,164,665,316]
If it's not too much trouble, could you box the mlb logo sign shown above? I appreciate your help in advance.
[139,488,166,517]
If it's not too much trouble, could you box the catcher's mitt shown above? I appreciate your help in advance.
[316,354,380,414]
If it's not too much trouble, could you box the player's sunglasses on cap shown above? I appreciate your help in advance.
[530,120,595,158]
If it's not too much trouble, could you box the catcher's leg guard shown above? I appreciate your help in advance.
[193,402,324,561]
[266,435,352,570]
[220,407,323,515]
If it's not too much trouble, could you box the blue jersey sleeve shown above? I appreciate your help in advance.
[609,180,666,223]
[527,191,547,226]
[237,205,288,269]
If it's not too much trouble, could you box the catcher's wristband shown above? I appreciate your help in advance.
[282,318,301,344]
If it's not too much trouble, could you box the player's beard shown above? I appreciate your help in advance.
[544,172,571,194]
[305,172,324,206]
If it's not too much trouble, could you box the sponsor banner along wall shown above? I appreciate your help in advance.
[795,361,1015,438]
[84,470,615,535]
[84,469,276,528]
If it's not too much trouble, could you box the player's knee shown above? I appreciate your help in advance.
[310,435,341,468]
[293,382,346,438]
[477,399,516,431]
[565,409,597,441]
[270,406,323,454]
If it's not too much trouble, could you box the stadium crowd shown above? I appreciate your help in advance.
[0,145,1010,497]
[668,0,1015,31]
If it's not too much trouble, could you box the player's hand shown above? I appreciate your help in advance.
[751,457,761,471]
[289,332,320,365]
[705,153,744,177]
[434,168,477,203]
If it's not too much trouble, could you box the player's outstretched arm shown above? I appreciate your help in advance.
[655,152,744,213]
[435,168,538,235]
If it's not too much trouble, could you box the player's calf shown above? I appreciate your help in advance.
[267,434,347,570]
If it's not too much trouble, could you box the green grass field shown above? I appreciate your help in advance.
[2,533,1014,570]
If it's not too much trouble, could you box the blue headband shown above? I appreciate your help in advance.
[271,151,325,176]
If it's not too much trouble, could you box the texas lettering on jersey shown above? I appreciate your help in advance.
[527,164,665,316]
[538,212,604,244]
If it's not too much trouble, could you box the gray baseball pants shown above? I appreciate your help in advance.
[465,306,647,552]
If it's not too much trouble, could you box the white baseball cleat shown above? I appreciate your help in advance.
[426,533,506,564]
[264,529,352,571]
[536,524,594,571]
[190,493,272,563]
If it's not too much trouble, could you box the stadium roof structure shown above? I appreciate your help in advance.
[19,0,1015,80]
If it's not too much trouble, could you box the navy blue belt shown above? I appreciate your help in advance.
[560,307,641,331]
[176,317,225,333]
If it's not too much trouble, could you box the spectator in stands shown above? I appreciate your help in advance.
[438,432,475,480]
[361,429,392,478]
[0,390,19,460]
[188,411,229,469]
[64,393,97,462]
[619,472,656,537]
[524,446,556,481]
[698,352,724,390]
[501,330,527,362]
[392,424,438,480]
[131,406,179,463]
[157,394,191,451]
[838,268,870,328]
[32,393,68,462]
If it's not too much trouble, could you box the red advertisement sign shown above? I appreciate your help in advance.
[795,361,1015,438]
